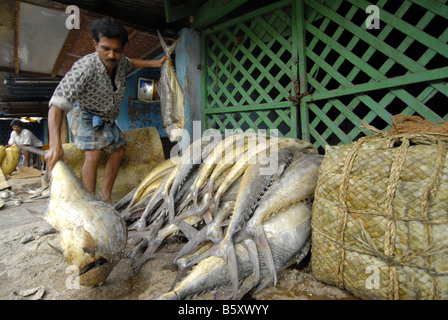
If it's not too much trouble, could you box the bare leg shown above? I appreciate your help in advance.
[23,149,30,167]
[82,149,102,195]
[101,146,124,204]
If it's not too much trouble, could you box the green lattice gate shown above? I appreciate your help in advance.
[201,0,448,151]
[201,1,299,137]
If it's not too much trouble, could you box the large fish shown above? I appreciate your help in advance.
[157,30,185,143]
[45,160,127,287]
[236,154,323,287]
[156,200,312,300]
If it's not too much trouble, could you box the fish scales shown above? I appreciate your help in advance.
[212,148,304,299]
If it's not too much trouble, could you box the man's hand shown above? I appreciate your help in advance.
[46,105,65,170]
[44,144,64,170]
[158,56,172,67]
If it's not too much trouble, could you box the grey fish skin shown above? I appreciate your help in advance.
[237,154,323,286]
[45,161,127,287]
[165,135,223,223]
[156,201,311,300]
[207,148,304,299]
[157,31,185,143]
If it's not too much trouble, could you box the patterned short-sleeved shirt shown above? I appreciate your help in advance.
[49,52,133,123]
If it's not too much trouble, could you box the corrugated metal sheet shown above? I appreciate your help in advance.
[18,2,70,74]
[0,0,15,70]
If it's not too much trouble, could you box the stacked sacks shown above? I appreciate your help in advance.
[311,118,448,300]
[0,145,21,175]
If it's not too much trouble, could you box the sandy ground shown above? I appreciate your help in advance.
[0,174,357,301]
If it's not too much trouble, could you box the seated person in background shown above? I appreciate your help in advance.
[7,119,43,167]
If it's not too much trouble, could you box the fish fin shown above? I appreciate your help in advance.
[81,229,95,256]
[177,220,198,240]
[242,239,260,285]
[145,239,163,255]
[125,239,148,262]
[185,243,218,268]
[168,36,182,55]
[168,192,175,222]
[132,251,156,275]
[47,242,63,256]
[170,265,191,292]
[157,30,167,52]
[191,188,199,212]
[174,227,207,262]
[202,209,213,224]
[225,243,239,300]
[254,275,273,294]
[258,230,277,286]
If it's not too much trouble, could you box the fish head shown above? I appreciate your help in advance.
[45,160,128,287]
[78,258,116,287]
[58,217,127,287]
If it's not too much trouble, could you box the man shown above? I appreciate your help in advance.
[7,119,43,167]
[46,18,169,204]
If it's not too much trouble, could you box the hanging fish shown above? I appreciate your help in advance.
[157,30,186,143]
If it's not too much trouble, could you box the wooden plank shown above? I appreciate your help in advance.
[193,0,250,29]
[408,0,448,20]
[164,0,201,23]
[204,101,292,114]
[302,67,448,102]
[348,0,448,60]
[203,0,292,35]
[308,102,351,144]
[306,0,425,74]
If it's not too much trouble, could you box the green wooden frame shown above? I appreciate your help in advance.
[201,0,448,151]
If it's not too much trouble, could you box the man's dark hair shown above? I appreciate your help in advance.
[89,18,128,47]
[10,119,23,128]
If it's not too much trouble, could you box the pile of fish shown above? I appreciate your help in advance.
[117,133,323,299]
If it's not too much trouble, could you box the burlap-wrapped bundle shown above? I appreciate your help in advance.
[311,122,448,300]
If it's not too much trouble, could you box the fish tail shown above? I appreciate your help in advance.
[185,243,218,269]
[155,291,179,300]
[174,228,207,263]
[157,30,168,52]
[242,239,260,285]
[168,192,175,222]
[225,242,239,300]
[157,30,182,56]
[258,229,277,286]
